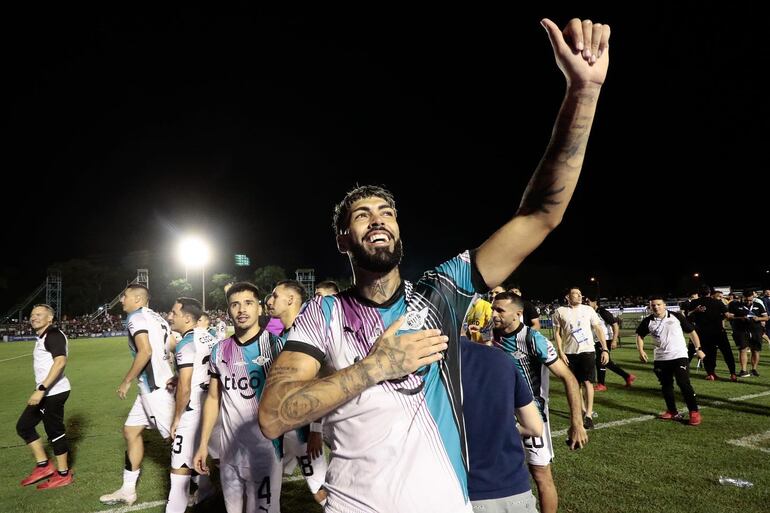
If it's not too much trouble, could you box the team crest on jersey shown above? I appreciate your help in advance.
[511,350,526,360]
[252,355,270,366]
[404,307,429,330]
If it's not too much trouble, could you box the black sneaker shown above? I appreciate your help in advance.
[751,369,760,377]
[738,370,751,378]
[583,416,594,429]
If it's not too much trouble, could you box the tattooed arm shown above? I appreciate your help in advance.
[475,18,611,287]
[259,318,448,439]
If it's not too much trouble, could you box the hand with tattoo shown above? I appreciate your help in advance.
[364,317,448,383]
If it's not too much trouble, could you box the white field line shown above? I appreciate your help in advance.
[552,389,770,437]
[0,352,32,363]
[90,500,166,513]
[93,476,309,512]
[726,430,770,454]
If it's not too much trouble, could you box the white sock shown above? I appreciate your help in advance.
[320,498,327,507]
[166,473,191,513]
[122,468,140,493]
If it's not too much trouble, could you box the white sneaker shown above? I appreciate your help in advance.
[99,488,137,505]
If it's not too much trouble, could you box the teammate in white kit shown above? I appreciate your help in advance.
[259,16,612,511]
[100,284,176,506]
[193,282,284,513]
[165,297,217,513]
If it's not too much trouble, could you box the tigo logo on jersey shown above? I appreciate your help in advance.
[222,370,262,399]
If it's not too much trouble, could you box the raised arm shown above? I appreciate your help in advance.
[475,18,611,287]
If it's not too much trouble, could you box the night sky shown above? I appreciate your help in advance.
[3,3,768,312]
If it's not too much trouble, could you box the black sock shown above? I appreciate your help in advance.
[58,469,69,476]
[37,460,48,467]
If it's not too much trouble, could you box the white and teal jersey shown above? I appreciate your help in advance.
[286,251,484,513]
[209,329,283,470]
[493,324,558,420]
[126,306,174,395]
[216,320,228,341]
[175,328,218,409]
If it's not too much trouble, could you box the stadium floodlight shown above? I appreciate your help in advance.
[178,235,211,310]
[590,276,600,298]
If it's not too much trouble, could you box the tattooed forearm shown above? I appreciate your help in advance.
[517,86,600,218]
[263,358,379,436]
[518,179,565,215]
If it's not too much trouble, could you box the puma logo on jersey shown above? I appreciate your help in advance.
[404,307,429,331]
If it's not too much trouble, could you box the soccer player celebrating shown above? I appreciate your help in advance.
[259,16,612,512]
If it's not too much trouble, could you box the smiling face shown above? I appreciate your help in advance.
[167,302,193,333]
[338,196,403,273]
[30,305,54,333]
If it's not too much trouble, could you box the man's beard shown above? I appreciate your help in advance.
[350,239,404,273]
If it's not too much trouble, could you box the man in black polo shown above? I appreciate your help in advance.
[15,304,73,489]
[586,297,635,390]
[728,290,768,377]
[687,286,737,381]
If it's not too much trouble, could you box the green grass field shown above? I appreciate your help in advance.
[1,332,768,512]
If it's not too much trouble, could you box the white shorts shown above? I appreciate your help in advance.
[170,409,201,470]
[521,420,554,467]
[221,462,282,513]
[124,388,175,439]
[282,430,327,494]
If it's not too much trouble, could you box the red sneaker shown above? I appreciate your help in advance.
[730,373,738,382]
[688,411,702,426]
[20,461,54,486]
[705,374,716,381]
[37,471,73,490]
[625,374,637,387]
[658,411,682,421]
[595,383,608,392]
